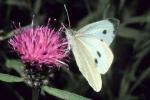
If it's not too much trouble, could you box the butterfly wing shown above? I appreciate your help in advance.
[77,18,119,46]
[65,18,119,92]
[70,36,102,92]
[77,36,113,74]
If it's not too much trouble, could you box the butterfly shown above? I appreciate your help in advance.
[64,18,119,92]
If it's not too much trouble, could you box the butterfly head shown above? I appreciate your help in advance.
[64,28,78,50]
[65,29,75,41]
[66,28,78,36]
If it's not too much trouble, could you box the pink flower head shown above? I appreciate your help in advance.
[9,21,69,69]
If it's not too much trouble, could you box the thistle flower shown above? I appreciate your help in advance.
[9,20,69,87]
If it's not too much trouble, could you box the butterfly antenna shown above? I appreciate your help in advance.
[64,4,70,28]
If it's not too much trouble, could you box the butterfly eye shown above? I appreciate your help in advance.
[102,30,107,34]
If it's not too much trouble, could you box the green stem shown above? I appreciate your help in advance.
[32,87,40,100]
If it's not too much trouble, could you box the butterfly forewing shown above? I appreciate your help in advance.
[77,18,119,46]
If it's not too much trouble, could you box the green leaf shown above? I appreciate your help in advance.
[4,0,29,8]
[33,0,42,14]
[122,14,150,25]
[118,26,145,40]
[135,47,150,58]
[77,0,107,29]
[133,34,150,51]
[119,74,131,97]
[118,95,139,100]
[0,73,23,82]
[130,67,150,93]
[42,86,91,100]
[6,59,23,74]
[135,39,150,52]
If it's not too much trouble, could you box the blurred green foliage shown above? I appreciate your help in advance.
[0,0,149,100]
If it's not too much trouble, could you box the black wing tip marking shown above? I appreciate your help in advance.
[108,18,120,25]
[108,18,120,35]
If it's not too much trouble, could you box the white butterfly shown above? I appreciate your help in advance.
[65,18,119,92]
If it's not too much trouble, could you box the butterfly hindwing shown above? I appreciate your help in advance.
[77,18,119,46]
[70,36,102,92]
[78,37,113,74]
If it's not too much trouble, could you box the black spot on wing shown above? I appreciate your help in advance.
[103,30,107,34]
[100,39,103,42]
[108,18,119,35]
[97,51,101,57]
[94,59,98,64]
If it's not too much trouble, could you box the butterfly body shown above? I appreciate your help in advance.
[65,18,119,92]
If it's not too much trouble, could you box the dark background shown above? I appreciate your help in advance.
[0,0,150,100]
